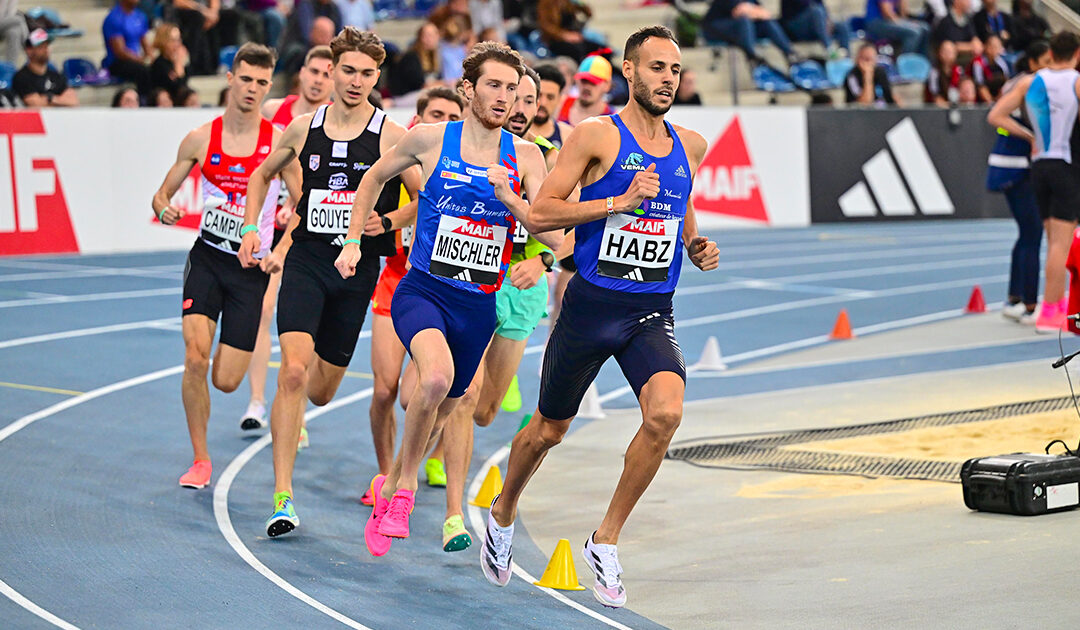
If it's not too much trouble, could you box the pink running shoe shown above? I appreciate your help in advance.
[377,489,415,538]
[360,486,374,506]
[179,460,212,489]
[364,475,392,557]
[1036,299,1067,334]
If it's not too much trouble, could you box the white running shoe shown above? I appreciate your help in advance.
[582,532,627,608]
[240,400,267,431]
[1002,302,1028,322]
[480,495,514,587]
[1019,308,1038,326]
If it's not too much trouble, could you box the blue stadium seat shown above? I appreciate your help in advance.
[525,30,550,58]
[219,45,238,71]
[372,0,404,20]
[62,57,94,87]
[878,56,900,82]
[751,64,795,93]
[790,60,831,90]
[0,62,14,90]
[847,16,867,40]
[896,52,931,83]
[826,58,854,86]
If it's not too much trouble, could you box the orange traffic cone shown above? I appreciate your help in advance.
[965,285,986,313]
[830,309,854,340]
[533,539,586,591]
[469,465,503,507]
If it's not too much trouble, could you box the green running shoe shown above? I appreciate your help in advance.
[425,458,446,487]
[501,374,522,413]
[442,514,472,552]
[266,491,299,537]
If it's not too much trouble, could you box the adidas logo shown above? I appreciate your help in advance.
[332,235,345,247]
[623,268,644,281]
[674,165,687,178]
[454,269,472,282]
[838,118,954,218]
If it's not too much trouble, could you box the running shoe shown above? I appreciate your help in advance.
[443,514,472,552]
[1002,302,1028,322]
[1020,307,1039,326]
[480,495,514,587]
[581,532,627,608]
[265,491,299,537]
[425,458,446,487]
[297,426,309,451]
[240,399,267,431]
[364,475,392,556]
[377,489,415,538]
[360,485,374,506]
[501,374,522,413]
[1036,299,1067,334]
[178,460,212,489]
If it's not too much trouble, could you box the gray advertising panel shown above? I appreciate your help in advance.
[808,107,1010,223]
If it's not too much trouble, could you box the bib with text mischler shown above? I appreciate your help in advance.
[597,215,680,282]
[306,188,354,244]
[429,215,508,285]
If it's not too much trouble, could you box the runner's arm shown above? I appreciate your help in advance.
[240,116,308,267]
[987,75,1034,144]
[678,128,719,271]
[151,127,205,225]
[261,98,282,120]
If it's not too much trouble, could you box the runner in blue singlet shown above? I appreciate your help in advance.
[334,42,550,558]
[479,26,721,608]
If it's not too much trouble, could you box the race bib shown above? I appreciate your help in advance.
[597,215,679,282]
[306,188,355,235]
[511,220,528,255]
[429,214,507,285]
[200,197,246,252]
[400,224,414,249]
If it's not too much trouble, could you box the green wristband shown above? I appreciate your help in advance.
[343,238,363,247]
[240,224,259,237]
[157,207,168,222]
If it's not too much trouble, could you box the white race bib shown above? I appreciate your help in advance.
[200,196,246,251]
[306,188,354,235]
[401,224,414,249]
[597,215,679,282]
[429,214,507,285]
[511,220,528,254]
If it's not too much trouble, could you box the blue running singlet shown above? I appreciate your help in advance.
[574,114,692,294]
[409,121,520,295]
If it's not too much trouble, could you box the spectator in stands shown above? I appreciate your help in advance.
[281,0,341,73]
[1009,0,1049,55]
[845,42,900,105]
[675,68,703,104]
[865,0,930,55]
[13,29,78,107]
[439,15,473,81]
[780,0,851,58]
[389,22,444,97]
[932,0,983,58]
[470,0,505,42]
[246,0,285,46]
[112,86,140,107]
[957,76,977,103]
[532,63,574,147]
[170,0,221,76]
[559,54,614,126]
[972,34,1009,102]
[927,40,965,106]
[336,0,375,31]
[974,0,1012,49]
[150,23,189,102]
[428,0,472,33]
[0,0,28,66]
[150,86,175,105]
[703,0,800,67]
[103,0,153,95]
[175,85,200,106]
[537,0,605,62]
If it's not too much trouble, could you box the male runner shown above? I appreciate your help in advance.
[239,27,419,537]
[334,41,549,557]
[151,43,300,490]
[988,31,1080,333]
[533,63,574,149]
[366,86,465,496]
[558,54,615,127]
[438,66,563,553]
[239,45,334,438]
[480,26,720,608]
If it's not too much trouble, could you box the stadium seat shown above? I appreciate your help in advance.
[825,58,854,86]
[896,52,931,83]
[219,46,238,72]
[372,0,404,20]
[0,62,14,90]
[878,56,900,82]
[63,57,112,87]
[847,16,867,40]
[751,64,795,93]
[790,60,831,90]
[525,30,550,58]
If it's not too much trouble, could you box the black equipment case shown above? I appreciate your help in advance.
[961,453,1080,515]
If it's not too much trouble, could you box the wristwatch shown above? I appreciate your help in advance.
[539,251,555,272]
[381,215,392,233]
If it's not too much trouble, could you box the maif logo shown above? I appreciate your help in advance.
[0,112,79,255]
[693,116,767,223]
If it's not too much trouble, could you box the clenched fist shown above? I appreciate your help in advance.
[157,204,186,226]
[616,163,659,214]
[487,163,516,203]
[238,232,262,268]
[687,235,719,271]
[335,242,362,279]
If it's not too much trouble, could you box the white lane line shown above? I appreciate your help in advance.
[0,260,180,279]
[213,388,375,630]
[0,288,179,309]
[0,318,177,350]
[0,269,180,283]
[0,581,78,630]
[711,242,996,271]
[465,447,633,630]
[706,230,1014,257]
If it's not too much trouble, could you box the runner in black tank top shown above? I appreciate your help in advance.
[239,27,422,539]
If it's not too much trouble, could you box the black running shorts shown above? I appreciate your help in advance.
[537,274,685,421]
[277,239,380,367]
[182,238,270,352]
[1032,159,1080,222]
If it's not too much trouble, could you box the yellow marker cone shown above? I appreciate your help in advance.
[469,465,503,507]
[533,538,586,590]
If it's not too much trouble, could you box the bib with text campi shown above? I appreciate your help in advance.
[306,188,354,243]
[201,196,247,249]
[597,214,679,283]
[429,214,508,285]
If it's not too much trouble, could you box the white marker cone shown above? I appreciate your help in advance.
[692,336,728,371]
[577,383,606,419]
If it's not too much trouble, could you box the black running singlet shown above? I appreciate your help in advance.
[294,104,401,255]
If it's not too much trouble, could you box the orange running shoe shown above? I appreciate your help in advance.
[179,460,212,489]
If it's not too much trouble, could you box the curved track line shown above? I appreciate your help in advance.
[213,388,374,630]
[0,318,177,350]
[465,447,633,630]
[0,580,78,630]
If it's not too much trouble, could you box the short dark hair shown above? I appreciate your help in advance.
[623,25,678,63]
[232,42,276,70]
[304,45,333,66]
[417,86,465,116]
[461,41,525,87]
[331,26,386,66]
[535,63,565,91]
[520,66,541,98]
[1049,31,1080,62]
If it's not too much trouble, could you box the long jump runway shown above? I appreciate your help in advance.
[0,219,1071,629]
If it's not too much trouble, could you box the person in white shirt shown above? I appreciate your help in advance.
[335,0,374,30]
[0,0,28,65]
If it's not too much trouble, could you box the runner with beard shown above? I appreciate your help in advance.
[480,26,720,608]
[532,63,574,149]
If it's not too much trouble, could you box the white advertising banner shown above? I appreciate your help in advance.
[0,106,808,257]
